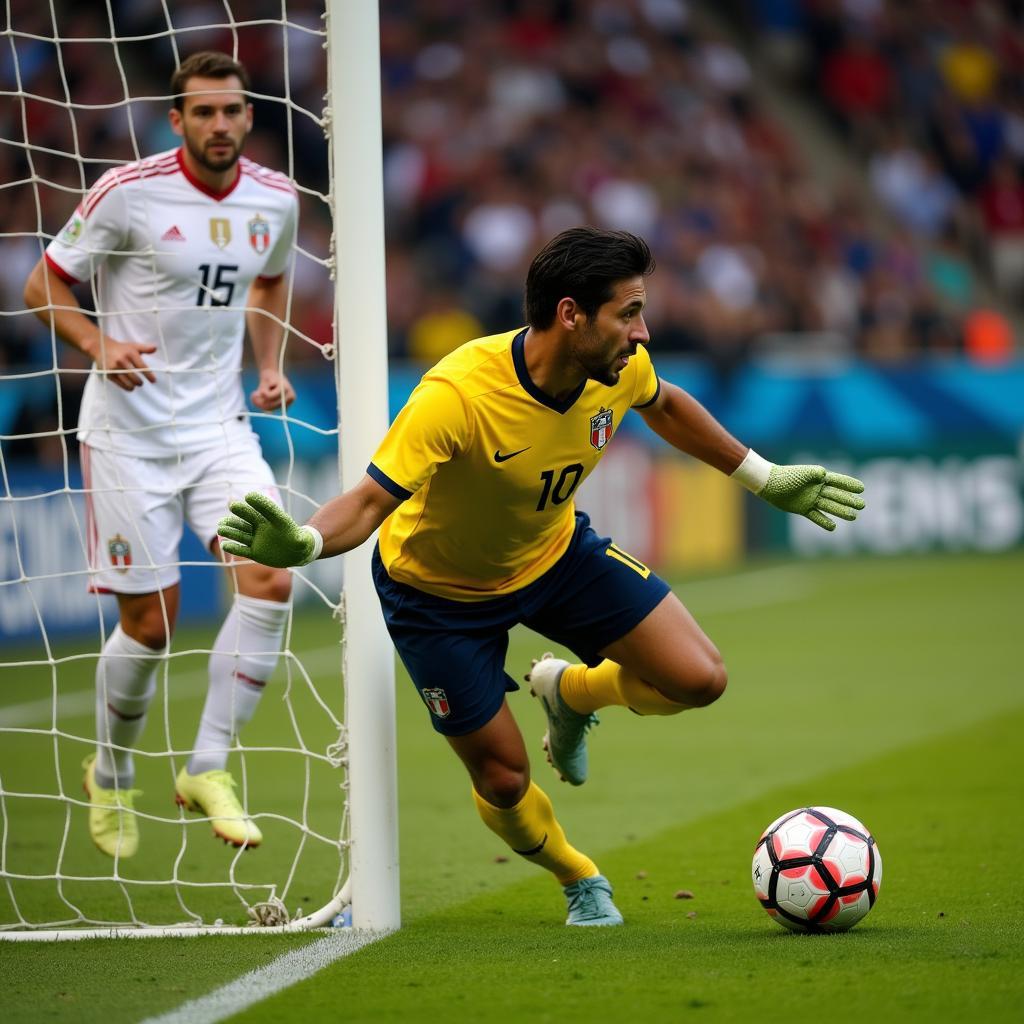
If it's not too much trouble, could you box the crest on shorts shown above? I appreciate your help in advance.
[248,214,271,254]
[209,217,231,249]
[421,687,450,719]
[589,407,613,450]
[107,534,132,573]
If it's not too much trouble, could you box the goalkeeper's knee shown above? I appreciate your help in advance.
[660,652,727,709]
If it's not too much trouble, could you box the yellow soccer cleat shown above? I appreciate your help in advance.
[82,755,141,859]
[174,767,263,848]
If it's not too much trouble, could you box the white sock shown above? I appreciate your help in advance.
[94,625,160,789]
[188,595,289,775]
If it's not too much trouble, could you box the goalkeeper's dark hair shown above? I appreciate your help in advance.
[171,52,251,110]
[525,227,655,329]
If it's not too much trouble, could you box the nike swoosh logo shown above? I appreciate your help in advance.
[513,832,548,856]
[494,447,531,463]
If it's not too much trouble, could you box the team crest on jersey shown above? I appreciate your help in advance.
[209,217,231,249]
[107,534,132,573]
[589,408,613,450]
[61,214,84,244]
[421,687,450,719]
[248,214,271,254]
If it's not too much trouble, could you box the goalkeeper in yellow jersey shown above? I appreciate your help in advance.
[219,227,865,927]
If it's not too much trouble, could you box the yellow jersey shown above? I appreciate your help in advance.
[369,328,660,600]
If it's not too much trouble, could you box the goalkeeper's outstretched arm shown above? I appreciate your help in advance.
[639,378,865,532]
[218,475,402,567]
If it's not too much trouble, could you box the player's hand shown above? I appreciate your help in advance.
[217,492,320,567]
[88,336,157,391]
[759,464,865,532]
[250,369,296,411]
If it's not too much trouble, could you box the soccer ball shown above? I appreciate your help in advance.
[751,806,882,932]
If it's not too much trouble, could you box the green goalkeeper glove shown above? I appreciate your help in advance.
[217,492,323,567]
[731,450,865,532]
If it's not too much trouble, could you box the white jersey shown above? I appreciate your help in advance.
[45,147,298,456]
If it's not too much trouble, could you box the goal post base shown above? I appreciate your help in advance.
[0,925,396,942]
[0,880,358,941]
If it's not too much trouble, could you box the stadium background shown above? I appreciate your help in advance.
[1,0,1022,644]
[0,6,1022,1021]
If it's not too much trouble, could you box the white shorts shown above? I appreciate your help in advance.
[82,421,280,594]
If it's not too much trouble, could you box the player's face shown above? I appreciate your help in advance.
[172,75,252,173]
[571,277,650,386]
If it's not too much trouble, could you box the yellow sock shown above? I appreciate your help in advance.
[472,782,598,885]
[560,660,690,716]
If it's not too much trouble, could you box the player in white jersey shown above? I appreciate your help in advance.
[23,52,299,858]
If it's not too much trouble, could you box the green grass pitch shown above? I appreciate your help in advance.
[1,551,1022,1023]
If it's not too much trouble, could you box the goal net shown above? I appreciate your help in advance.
[0,1,397,938]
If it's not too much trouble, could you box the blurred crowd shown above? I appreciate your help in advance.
[1,0,1019,463]
[737,0,1024,356]
[379,0,1019,365]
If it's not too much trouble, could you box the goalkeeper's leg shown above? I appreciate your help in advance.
[372,542,621,924]
[177,551,290,847]
[450,703,622,927]
[558,593,727,716]
[524,536,726,787]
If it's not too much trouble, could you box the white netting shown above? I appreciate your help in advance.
[0,0,353,935]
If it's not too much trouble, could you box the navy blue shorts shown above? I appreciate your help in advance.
[371,512,671,737]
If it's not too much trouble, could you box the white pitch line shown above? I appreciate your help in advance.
[0,645,343,728]
[136,929,390,1024]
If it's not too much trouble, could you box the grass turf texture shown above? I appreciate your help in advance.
[1,551,1021,1022]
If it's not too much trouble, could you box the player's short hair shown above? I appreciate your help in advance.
[525,227,656,329]
[171,52,251,111]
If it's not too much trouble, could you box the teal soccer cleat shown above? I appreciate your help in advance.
[564,874,624,927]
[527,652,598,786]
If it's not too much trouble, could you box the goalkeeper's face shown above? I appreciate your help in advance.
[172,74,253,174]
[570,276,650,387]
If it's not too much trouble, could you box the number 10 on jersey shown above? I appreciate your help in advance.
[536,463,584,511]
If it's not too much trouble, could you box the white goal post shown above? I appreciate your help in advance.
[0,1,398,939]
[330,0,400,935]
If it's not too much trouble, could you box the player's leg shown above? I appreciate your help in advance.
[174,549,288,845]
[84,588,180,858]
[372,545,621,925]
[82,443,184,857]
[186,544,291,778]
[174,429,289,846]
[96,587,180,788]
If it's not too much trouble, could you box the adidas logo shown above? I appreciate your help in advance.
[161,225,186,241]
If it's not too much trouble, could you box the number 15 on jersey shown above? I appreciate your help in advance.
[196,263,238,306]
